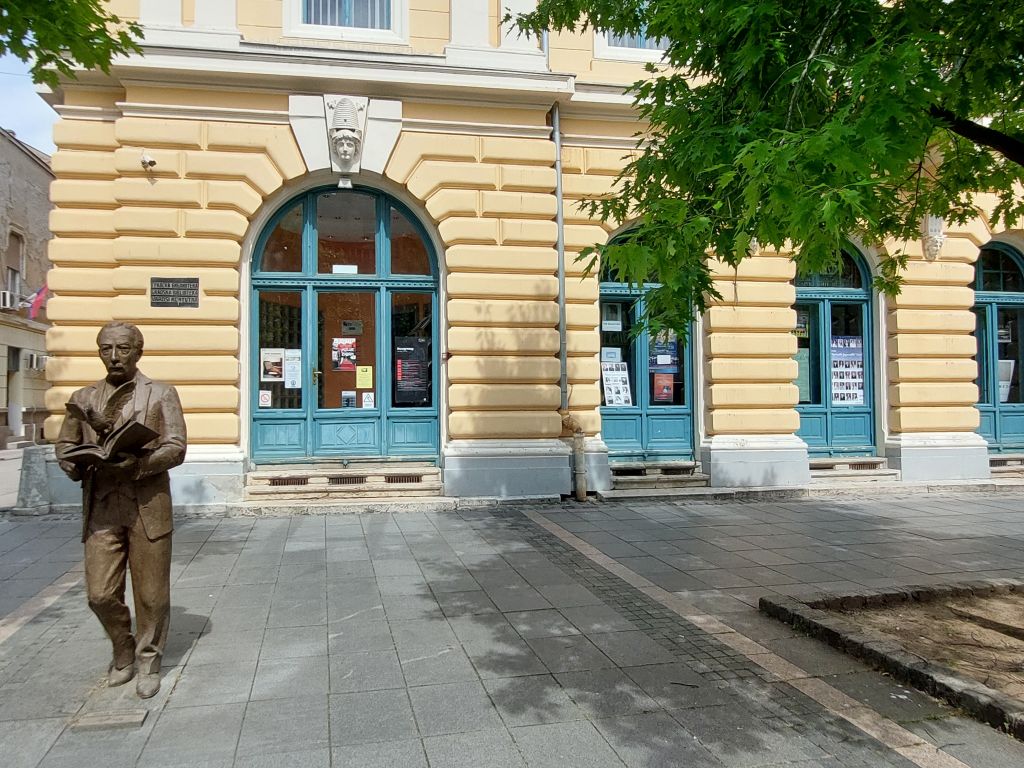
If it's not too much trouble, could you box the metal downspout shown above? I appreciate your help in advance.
[551,103,568,411]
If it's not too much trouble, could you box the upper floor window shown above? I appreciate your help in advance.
[595,27,667,62]
[304,0,390,30]
[4,232,23,298]
[286,0,406,44]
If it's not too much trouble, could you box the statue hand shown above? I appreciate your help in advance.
[58,460,81,483]
[107,453,139,481]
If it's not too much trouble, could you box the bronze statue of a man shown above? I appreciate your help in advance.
[56,321,186,698]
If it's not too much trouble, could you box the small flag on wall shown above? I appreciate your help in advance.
[25,283,47,319]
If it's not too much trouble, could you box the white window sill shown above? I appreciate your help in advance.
[283,23,407,46]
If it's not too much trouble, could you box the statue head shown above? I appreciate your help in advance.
[97,321,144,385]
[332,128,360,162]
[330,98,363,168]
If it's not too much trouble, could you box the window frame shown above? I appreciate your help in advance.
[593,28,667,63]
[283,0,408,46]
[4,230,24,299]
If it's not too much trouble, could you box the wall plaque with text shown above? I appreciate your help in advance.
[150,278,200,308]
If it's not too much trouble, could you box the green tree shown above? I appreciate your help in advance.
[515,1,1024,333]
[1,0,141,88]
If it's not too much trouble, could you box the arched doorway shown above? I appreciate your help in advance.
[250,186,439,462]
[795,250,876,455]
[598,260,694,462]
[974,241,1024,452]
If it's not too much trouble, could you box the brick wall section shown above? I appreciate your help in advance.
[44,116,306,443]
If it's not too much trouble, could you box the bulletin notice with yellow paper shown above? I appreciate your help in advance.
[356,366,373,389]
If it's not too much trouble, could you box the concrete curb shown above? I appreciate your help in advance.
[760,580,1024,741]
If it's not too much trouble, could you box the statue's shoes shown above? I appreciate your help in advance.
[107,662,135,687]
[136,672,160,699]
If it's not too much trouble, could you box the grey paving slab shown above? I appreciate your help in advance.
[140,702,246,765]
[592,712,726,768]
[0,717,66,768]
[329,688,419,745]
[329,649,405,692]
[331,738,428,768]
[398,644,479,687]
[424,729,527,768]
[236,695,328,757]
[409,680,504,736]
[526,635,617,674]
[233,748,331,768]
[586,631,677,667]
[555,668,660,718]
[484,674,584,727]
[261,625,328,659]
[511,721,626,768]
[506,609,581,639]
[167,660,257,707]
[251,655,330,700]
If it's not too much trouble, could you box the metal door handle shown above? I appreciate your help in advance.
[313,370,321,383]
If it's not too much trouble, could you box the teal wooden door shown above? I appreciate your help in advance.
[598,289,694,462]
[974,242,1024,451]
[251,188,438,462]
[795,251,876,456]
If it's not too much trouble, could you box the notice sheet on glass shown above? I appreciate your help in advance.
[283,349,301,389]
[601,362,633,407]
[830,336,864,405]
[648,331,679,373]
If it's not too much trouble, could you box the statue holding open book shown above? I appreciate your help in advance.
[56,322,186,699]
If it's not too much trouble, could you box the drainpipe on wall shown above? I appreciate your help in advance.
[546,37,584,498]
[550,102,568,412]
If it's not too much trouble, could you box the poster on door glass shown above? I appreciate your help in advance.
[394,336,430,406]
[331,338,357,371]
[648,331,679,373]
[830,336,864,405]
[283,349,301,389]
[601,362,633,406]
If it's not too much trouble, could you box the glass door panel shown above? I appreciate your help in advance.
[257,291,304,410]
[391,292,432,408]
[599,300,636,407]
[648,330,684,406]
[996,307,1024,404]
[829,304,866,407]
[317,292,377,411]
[316,192,377,275]
[794,304,821,405]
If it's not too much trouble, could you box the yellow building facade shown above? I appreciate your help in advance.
[38,0,1017,507]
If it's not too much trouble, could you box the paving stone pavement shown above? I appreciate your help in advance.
[0,493,1024,767]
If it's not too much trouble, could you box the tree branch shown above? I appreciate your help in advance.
[930,106,1024,168]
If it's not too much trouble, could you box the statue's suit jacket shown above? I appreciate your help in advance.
[57,373,187,542]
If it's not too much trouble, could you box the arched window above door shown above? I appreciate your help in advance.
[254,187,435,279]
[975,242,1024,293]
[795,251,866,291]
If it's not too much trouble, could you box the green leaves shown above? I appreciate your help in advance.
[516,0,1024,336]
[1,0,141,88]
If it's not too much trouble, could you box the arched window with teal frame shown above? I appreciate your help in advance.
[250,185,439,462]
[597,233,694,462]
[794,249,876,456]
[973,241,1024,451]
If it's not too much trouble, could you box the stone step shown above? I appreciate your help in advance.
[809,456,888,471]
[609,461,701,481]
[247,467,440,486]
[611,473,710,490]
[244,484,444,501]
[989,454,1024,468]
[810,468,901,483]
[990,464,1024,475]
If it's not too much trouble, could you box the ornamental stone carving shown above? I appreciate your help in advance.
[326,95,368,178]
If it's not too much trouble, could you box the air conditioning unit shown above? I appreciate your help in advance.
[0,291,15,310]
